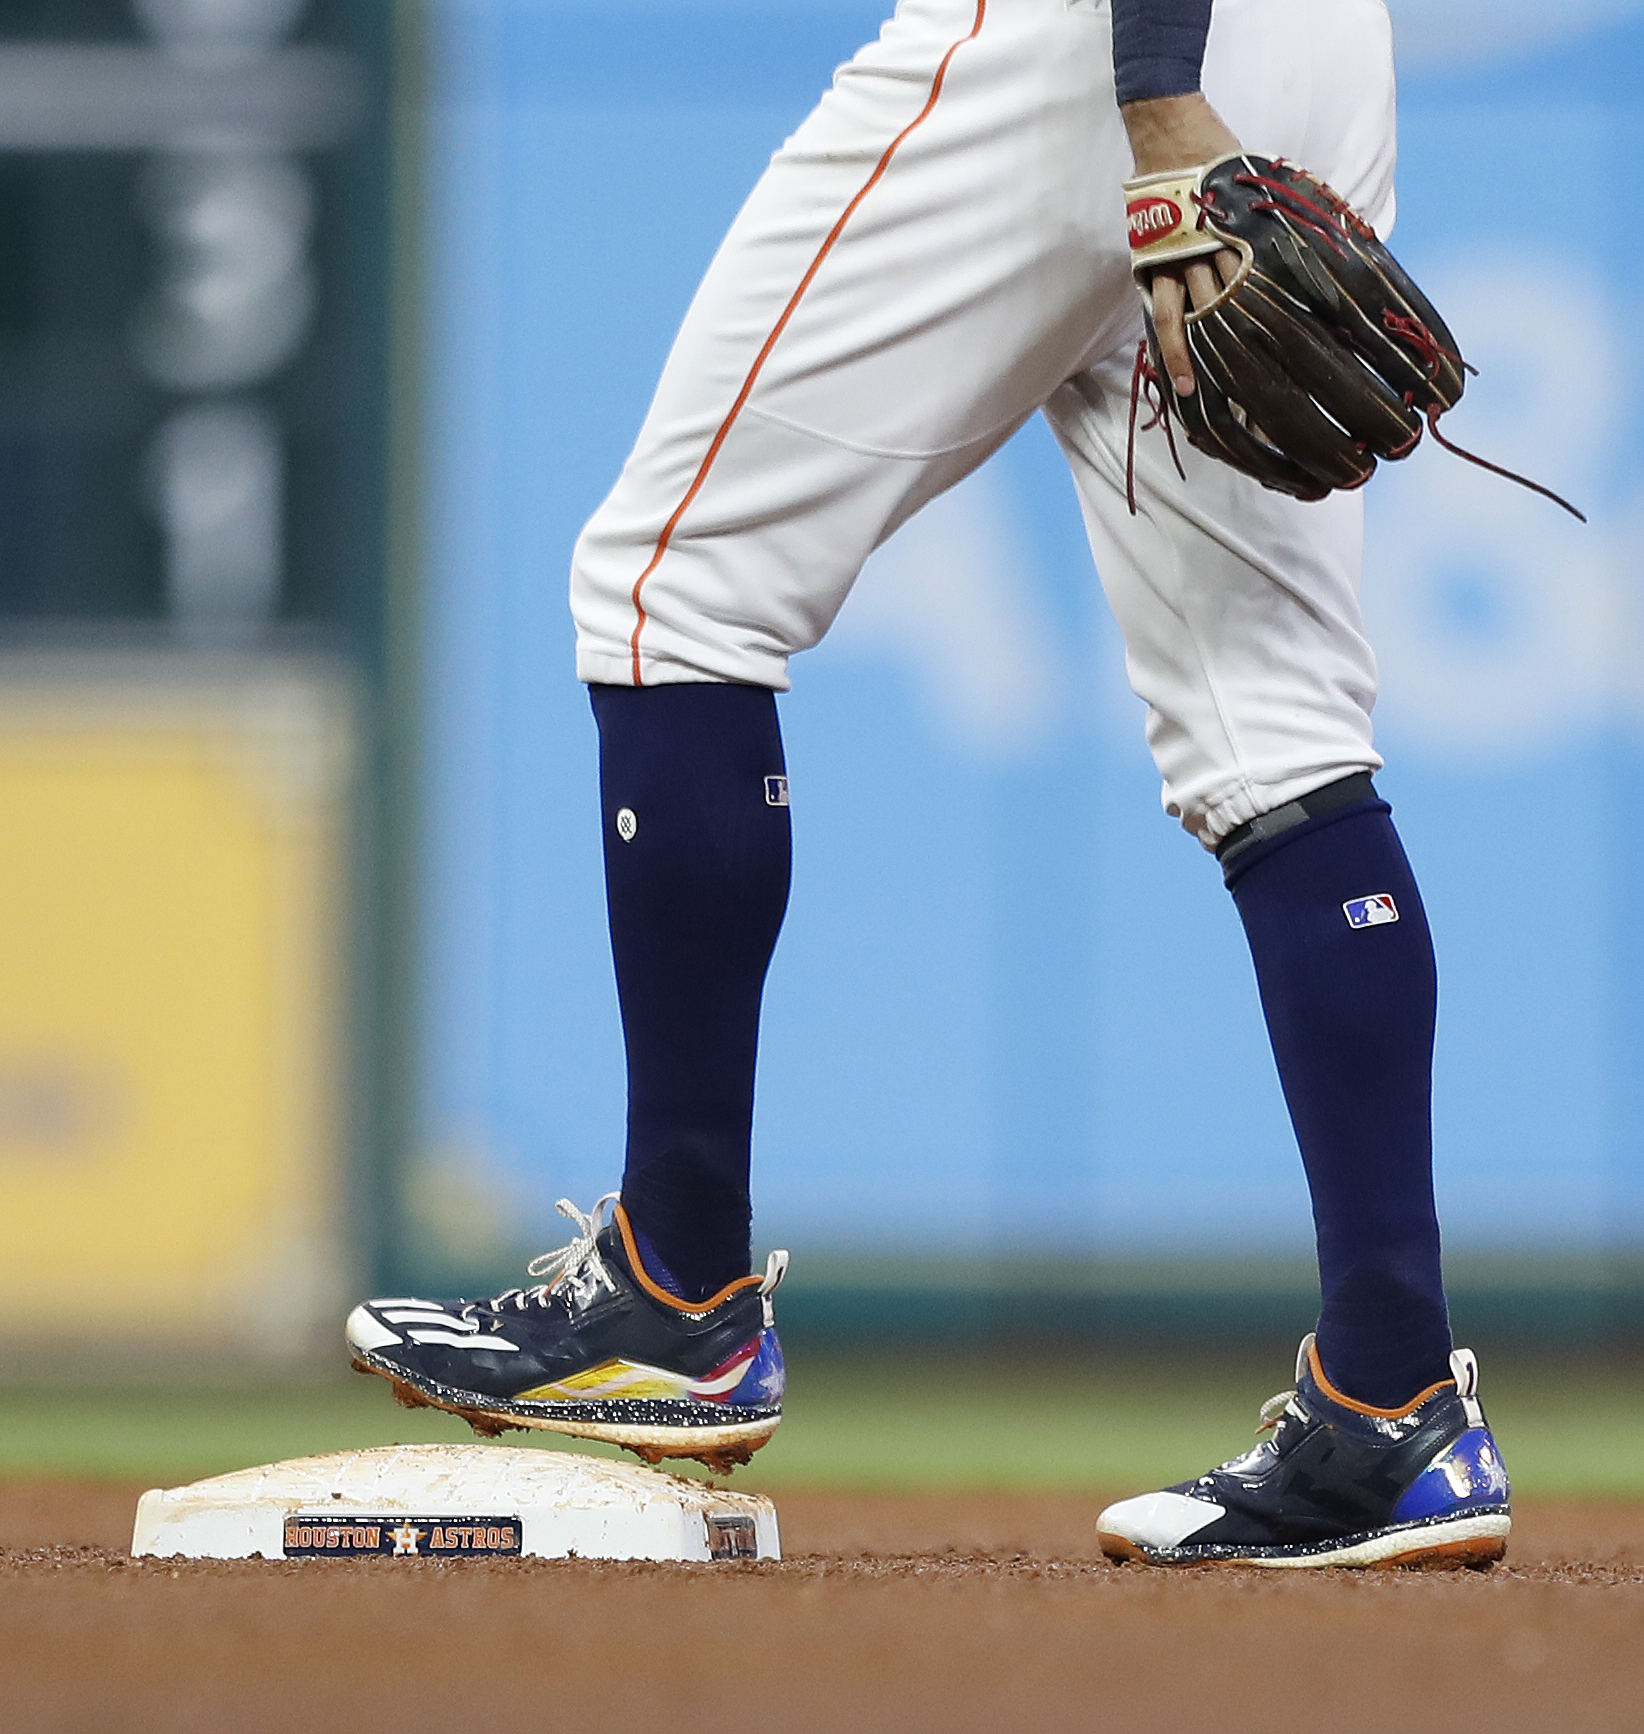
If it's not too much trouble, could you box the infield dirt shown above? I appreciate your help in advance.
[3,1480,1641,1732]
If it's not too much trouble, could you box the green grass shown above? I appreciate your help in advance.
[757,1352,1644,1497]
[2,1351,1639,1497]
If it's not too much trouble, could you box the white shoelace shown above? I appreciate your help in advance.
[1182,1386,1298,1484]
[468,1194,621,1316]
[1256,1388,1296,1434]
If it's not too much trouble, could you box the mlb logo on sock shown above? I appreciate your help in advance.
[1343,894,1399,929]
[764,776,789,807]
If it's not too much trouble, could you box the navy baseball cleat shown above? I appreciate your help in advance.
[346,1196,788,1473]
[1097,1335,1510,1569]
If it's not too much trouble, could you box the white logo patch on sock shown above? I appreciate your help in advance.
[764,776,789,807]
[615,807,638,842]
[1343,894,1398,928]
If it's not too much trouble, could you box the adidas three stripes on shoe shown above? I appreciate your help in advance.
[346,1196,788,1473]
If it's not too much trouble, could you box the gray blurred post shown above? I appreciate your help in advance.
[0,0,418,1337]
[363,0,427,1299]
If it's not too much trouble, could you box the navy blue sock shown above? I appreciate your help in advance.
[590,682,791,1301]
[1224,788,1452,1406]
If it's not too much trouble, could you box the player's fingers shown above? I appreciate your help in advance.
[1185,259,1222,312]
[1149,271,1194,395]
[1215,247,1242,288]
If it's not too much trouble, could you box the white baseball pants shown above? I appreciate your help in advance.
[570,0,1397,844]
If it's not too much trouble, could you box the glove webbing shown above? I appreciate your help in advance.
[1124,330,1587,523]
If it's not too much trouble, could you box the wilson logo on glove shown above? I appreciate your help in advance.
[1126,195,1183,247]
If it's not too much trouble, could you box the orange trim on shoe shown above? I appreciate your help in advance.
[1307,1341,1453,1419]
[624,0,990,686]
[613,1201,763,1313]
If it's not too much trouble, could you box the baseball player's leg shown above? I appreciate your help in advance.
[345,0,1153,1454]
[1061,2,1507,1566]
[1048,0,1450,1407]
[1051,378,1451,1404]
[1052,396,1507,1571]
[572,0,1138,693]
[589,680,791,1299]
[574,0,1138,1302]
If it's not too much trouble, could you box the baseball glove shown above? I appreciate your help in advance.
[1122,152,1580,518]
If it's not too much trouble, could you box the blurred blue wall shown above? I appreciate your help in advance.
[417,0,1644,1259]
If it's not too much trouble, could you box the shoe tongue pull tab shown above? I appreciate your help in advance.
[1448,1346,1479,1396]
[759,1249,790,1327]
[1294,1331,1317,1384]
[1449,1347,1485,1427]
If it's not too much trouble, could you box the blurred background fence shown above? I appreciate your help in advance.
[0,0,409,1363]
[1,0,1641,1372]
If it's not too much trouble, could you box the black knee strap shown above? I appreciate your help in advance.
[1216,772,1379,882]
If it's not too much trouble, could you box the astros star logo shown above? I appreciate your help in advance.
[389,1523,425,1557]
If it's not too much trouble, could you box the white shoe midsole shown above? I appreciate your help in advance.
[1230,1511,1511,1568]
[508,1413,782,1455]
